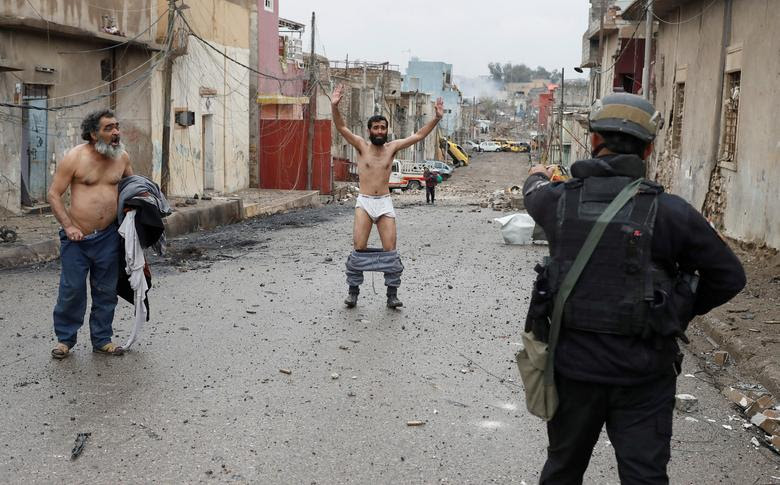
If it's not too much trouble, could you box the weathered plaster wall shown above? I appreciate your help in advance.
[0,26,154,213]
[651,0,779,248]
[166,39,250,197]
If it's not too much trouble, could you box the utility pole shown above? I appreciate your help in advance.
[596,0,606,99]
[306,11,316,191]
[560,68,565,164]
[160,0,177,195]
[642,0,653,99]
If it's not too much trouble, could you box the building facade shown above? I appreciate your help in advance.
[402,58,463,137]
[0,0,161,213]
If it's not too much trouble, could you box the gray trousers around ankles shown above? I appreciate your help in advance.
[345,249,404,288]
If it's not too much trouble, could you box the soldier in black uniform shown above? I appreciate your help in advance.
[523,93,746,484]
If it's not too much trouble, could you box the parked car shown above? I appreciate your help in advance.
[479,141,502,152]
[424,160,454,179]
[463,141,480,152]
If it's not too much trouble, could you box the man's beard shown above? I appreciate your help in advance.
[369,134,387,146]
[95,138,125,159]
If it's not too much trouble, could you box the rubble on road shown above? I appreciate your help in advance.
[722,386,780,454]
[482,187,525,211]
[675,394,699,413]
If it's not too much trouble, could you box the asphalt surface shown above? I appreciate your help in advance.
[1,152,778,484]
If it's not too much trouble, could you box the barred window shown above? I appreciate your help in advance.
[719,71,740,164]
[671,83,685,155]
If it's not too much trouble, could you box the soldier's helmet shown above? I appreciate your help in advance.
[589,93,663,143]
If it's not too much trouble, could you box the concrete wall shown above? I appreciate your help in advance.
[160,0,251,197]
[0,0,159,42]
[0,4,157,213]
[649,0,779,248]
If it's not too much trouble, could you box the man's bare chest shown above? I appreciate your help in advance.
[73,159,123,187]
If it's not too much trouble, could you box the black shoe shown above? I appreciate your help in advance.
[386,295,403,308]
[345,286,359,308]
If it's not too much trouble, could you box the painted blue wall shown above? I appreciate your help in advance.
[403,59,462,136]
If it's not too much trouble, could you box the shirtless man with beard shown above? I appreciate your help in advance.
[331,83,444,308]
[47,109,133,359]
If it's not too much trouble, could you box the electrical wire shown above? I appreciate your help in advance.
[0,46,168,111]
[57,9,168,54]
[178,14,307,83]
[653,0,719,25]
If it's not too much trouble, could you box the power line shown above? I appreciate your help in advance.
[57,9,168,54]
[178,14,307,83]
[0,52,167,111]
[653,0,719,25]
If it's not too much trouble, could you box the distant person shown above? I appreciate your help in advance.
[423,168,438,205]
[331,83,444,308]
[522,93,745,483]
[48,109,133,359]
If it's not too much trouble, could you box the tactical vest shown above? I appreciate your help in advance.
[549,175,674,338]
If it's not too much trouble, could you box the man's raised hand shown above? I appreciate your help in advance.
[434,97,444,119]
[332,83,344,106]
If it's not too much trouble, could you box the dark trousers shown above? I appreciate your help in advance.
[540,373,676,485]
[426,186,435,204]
[53,225,120,349]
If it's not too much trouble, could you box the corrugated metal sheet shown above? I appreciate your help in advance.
[258,119,332,194]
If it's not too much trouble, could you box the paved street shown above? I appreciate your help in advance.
[1,153,778,484]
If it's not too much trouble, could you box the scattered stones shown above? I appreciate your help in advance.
[675,394,699,413]
[751,412,780,435]
[745,394,777,418]
[406,420,426,426]
[279,368,292,375]
[330,373,340,380]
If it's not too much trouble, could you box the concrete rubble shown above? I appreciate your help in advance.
[722,386,780,454]
[481,186,524,211]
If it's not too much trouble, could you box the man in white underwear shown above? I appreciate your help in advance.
[331,83,444,308]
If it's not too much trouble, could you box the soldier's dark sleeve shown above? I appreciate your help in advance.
[522,173,564,235]
[663,195,746,315]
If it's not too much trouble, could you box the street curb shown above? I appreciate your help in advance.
[242,191,320,219]
[0,192,323,270]
[696,314,780,397]
[0,238,60,269]
[163,199,243,238]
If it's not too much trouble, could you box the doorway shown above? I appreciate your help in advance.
[201,114,214,191]
[21,84,50,205]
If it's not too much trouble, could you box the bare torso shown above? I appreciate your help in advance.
[66,144,129,233]
[357,142,398,196]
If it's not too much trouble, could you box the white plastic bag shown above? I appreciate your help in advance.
[494,213,535,245]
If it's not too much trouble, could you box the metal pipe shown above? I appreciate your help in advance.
[642,0,653,99]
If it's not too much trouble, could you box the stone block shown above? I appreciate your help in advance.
[713,350,729,366]
[751,412,780,435]
[675,394,699,413]
[722,387,754,409]
[746,394,777,417]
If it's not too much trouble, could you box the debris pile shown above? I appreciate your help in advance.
[481,187,524,211]
[722,386,780,453]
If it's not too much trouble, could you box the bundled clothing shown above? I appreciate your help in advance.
[116,175,172,349]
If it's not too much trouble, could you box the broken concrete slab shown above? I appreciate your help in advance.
[722,387,754,409]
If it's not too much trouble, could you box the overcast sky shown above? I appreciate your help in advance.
[278,0,591,80]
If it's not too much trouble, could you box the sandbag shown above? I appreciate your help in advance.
[493,213,535,245]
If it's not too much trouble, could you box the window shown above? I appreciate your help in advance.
[719,71,740,166]
[671,82,685,155]
[264,0,273,12]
